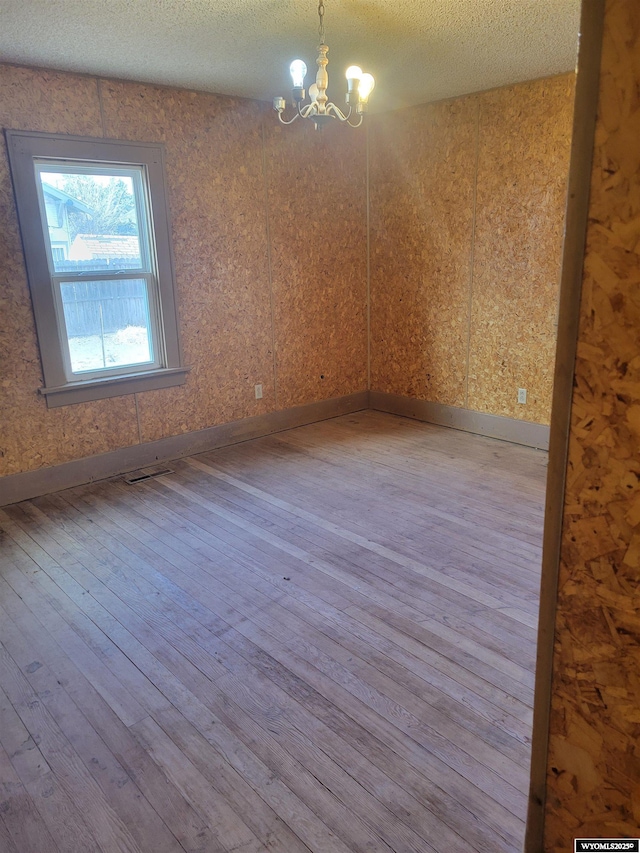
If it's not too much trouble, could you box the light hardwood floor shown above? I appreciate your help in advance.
[0,411,547,853]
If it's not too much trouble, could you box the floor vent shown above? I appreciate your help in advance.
[123,465,174,485]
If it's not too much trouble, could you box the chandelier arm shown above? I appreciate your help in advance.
[326,102,351,122]
[300,102,319,118]
[277,110,301,125]
[346,114,364,128]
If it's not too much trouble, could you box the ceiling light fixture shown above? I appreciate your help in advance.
[273,1,375,129]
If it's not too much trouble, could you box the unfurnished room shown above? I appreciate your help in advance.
[0,1,639,852]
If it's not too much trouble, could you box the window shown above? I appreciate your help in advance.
[6,131,187,407]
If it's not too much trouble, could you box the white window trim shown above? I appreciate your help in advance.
[6,130,188,407]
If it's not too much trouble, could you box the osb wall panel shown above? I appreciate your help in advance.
[469,75,575,423]
[0,62,571,479]
[99,80,275,442]
[369,96,477,405]
[544,1,640,846]
[0,64,369,477]
[263,119,367,409]
[370,75,575,425]
[0,66,139,476]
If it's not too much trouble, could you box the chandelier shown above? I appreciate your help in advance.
[273,1,375,129]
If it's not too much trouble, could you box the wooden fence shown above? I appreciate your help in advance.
[59,266,148,337]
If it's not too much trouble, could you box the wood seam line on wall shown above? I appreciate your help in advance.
[524,2,605,850]
[464,99,481,409]
[260,115,279,409]
[134,394,143,444]
[366,122,371,391]
[97,77,107,138]
[101,73,145,446]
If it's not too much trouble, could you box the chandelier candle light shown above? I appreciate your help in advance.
[273,0,375,129]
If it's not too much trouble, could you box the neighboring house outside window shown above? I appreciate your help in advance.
[5,131,187,407]
[42,182,93,261]
[50,246,67,264]
[68,234,141,262]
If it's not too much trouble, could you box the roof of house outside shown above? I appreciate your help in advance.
[42,183,94,214]
[69,234,141,261]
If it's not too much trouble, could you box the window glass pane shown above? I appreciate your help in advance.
[37,168,144,273]
[59,279,154,374]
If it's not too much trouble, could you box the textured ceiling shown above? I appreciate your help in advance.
[0,0,581,112]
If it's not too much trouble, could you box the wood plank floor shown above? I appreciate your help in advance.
[0,411,547,853]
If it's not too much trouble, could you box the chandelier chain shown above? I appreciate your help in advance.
[318,0,326,44]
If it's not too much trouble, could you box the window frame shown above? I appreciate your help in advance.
[5,130,188,407]
[35,160,162,382]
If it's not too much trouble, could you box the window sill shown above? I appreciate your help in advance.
[40,366,190,408]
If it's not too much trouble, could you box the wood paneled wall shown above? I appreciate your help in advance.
[0,66,367,476]
[0,63,572,480]
[369,95,477,408]
[543,0,640,845]
[264,119,367,410]
[369,74,576,425]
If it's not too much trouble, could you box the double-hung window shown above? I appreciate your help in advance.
[6,131,187,407]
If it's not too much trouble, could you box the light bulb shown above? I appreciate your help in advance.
[309,83,319,103]
[346,66,362,83]
[345,65,362,97]
[290,59,307,88]
[358,72,375,102]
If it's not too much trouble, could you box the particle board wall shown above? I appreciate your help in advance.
[1,62,571,481]
[543,0,640,845]
[369,95,477,407]
[263,118,367,410]
[0,64,367,476]
[369,74,576,425]
[470,76,576,422]
[0,67,141,475]
[97,79,275,444]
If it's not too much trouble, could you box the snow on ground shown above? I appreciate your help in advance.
[68,325,151,373]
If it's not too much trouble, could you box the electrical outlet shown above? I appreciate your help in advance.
[255,384,263,400]
[517,388,527,404]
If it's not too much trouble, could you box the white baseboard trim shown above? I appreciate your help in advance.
[369,391,550,450]
[0,391,369,507]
